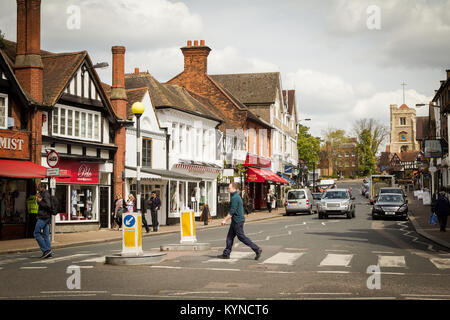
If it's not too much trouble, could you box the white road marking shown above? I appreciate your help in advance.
[280,292,353,296]
[430,258,450,269]
[372,251,394,254]
[262,252,304,265]
[316,271,350,274]
[325,250,349,252]
[77,256,105,263]
[41,291,107,294]
[165,291,229,296]
[377,256,406,268]
[32,253,96,264]
[78,266,94,269]
[207,251,254,263]
[0,258,28,265]
[380,272,405,275]
[20,267,47,270]
[401,294,450,298]
[321,222,326,226]
[319,254,353,267]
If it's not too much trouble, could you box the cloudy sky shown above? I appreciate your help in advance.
[1,0,449,146]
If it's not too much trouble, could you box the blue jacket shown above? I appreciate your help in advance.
[230,192,245,223]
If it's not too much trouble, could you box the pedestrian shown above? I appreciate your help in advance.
[148,191,161,231]
[201,203,210,225]
[266,190,273,213]
[34,183,52,259]
[434,192,450,232]
[217,183,262,260]
[126,194,135,213]
[113,194,124,230]
[243,189,250,215]
[349,187,353,197]
[141,193,150,233]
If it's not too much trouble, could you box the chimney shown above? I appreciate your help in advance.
[446,69,450,80]
[14,0,43,104]
[134,67,139,74]
[181,40,211,74]
[110,46,127,119]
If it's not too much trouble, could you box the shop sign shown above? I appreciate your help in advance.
[424,139,442,158]
[56,160,99,184]
[284,165,293,174]
[46,150,59,168]
[0,130,30,159]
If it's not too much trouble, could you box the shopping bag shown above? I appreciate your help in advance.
[429,213,438,225]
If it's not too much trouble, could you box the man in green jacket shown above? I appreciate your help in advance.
[217,183,262,260]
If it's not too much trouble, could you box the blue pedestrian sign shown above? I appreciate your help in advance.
[124,215,136,228]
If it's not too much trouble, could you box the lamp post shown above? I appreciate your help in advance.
[132,102,145,216]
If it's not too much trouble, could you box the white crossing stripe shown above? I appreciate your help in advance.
[0,258,28,265]
[262,252,304,265]
[207,251,254,263]
[32,253,96,264]
[77,256,106,263]
[430,258,450,269]
[377,256,406,268]
[319,254,353,267]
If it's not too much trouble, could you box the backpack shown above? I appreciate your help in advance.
[49,194,59,216]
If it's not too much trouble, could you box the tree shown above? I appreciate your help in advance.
[357,128,377,176]
[321,127,352,149]
[298,124,320,169]
[352,118,389,155]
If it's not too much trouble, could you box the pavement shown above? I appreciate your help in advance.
[406,190,450,250]
[0,208,285,255]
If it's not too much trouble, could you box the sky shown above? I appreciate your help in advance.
[1,0,449,149]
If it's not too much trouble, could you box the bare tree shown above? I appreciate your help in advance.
[352,118,389,155]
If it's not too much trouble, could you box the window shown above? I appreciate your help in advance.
[0,94,8,129]
[53,105,101,141]
[179,124,185,155]
[352,161,356,167]
[400,117,406,125]
[171,123,177,151]
[338,152,342,158]
[345,152,349,157]
[142,138,152,167]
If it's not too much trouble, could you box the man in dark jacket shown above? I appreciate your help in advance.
[435,192,450,232]
[217,183,262,260]
[141,194,150,233]
[148,191,161,231]
[35,183,52,258]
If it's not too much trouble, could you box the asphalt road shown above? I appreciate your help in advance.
[1,181,450,300]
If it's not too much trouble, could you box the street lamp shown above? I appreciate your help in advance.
[132,102,145,216]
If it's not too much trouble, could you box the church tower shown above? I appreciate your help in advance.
[389,104,419,153]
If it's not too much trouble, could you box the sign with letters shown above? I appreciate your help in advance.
[0,130,30,159]
[56,160,99,184]
[424,140,442,158]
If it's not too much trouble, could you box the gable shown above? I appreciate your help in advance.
[63,60,102,102]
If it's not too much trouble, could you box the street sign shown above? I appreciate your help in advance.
[124,215,136,228]
[46,150,59,168]
[223,169,234,177]
[46,167,60,176]
[122,213,143,255]
[49,177,56,189]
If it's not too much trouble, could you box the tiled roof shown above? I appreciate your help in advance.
[396,151,420,162]
[125,71,222,123]
[125,87,148,120]
[282,89,296,115]
[210,72,281,104]
[399,104,410,110]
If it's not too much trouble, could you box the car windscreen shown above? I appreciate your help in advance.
[380,189,402,195]
[288,191,306,200]
[378,194,403,203]
[323,191,349,199]
[312,194,322,199]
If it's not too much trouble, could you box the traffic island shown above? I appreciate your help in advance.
[160,243,211,251]
[105,252,167,266]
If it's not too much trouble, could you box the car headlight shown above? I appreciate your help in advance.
[342,201,350,207]
[398,204,408,212]
[373,205,381,211]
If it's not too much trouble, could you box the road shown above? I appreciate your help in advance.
[1,181,450,300]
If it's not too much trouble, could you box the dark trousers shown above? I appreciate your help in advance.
[142,211,150,232]
[151,210,159,231]
[223,221,259,257]
[267,203,272,213]
[438,214,448,231]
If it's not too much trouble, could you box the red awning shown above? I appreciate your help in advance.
[246,167,289,184]
[0,159,48,178]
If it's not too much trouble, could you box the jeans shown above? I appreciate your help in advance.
[34,218,51,253]
[223,221,260,257]
[438,214,448,231]
[151,210,159,231]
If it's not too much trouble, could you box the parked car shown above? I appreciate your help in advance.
[376,187,406,201]
[317,188,356,219]
[312,192,323,213]
[372,193,408,221]
[285,189,314,215]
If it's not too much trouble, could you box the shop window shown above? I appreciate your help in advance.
[169,181,178,213]
[178,181,186,211]
[0,179,27,224]
[188,182,199,212]
[68,185,97,221]
[0,94,8,129]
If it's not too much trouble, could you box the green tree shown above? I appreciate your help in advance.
[357,128,377,176]
[321,127,352,149]
[352,118,388,155]
[298,124,321,169]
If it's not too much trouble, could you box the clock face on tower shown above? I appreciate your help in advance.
[399,131,407,141]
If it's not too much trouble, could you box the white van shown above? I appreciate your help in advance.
[285,189,314,215]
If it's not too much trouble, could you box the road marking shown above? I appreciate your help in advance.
[264,271,295,274]
[372,251,394,254]
[150,265,241,272]
[78,266,94,269]
[319,254,353,267]
[207,251,253,263]
[325,250,349,252]
[41,291,107,294]
[163,291,229,296]
[0,258,28,265]
[378,255,406,268]
[32,253,97,264]
[430,258,450,269]
[401,294,450,297]
[280,292,353,296]
[380,272,405,275]
[262,252,304,265]
[284,248,308,251]
[316,271,350,274]
[77,256,105,263]
[20,267,47,270]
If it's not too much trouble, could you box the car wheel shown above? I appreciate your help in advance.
[318,213,323,219]
[346,211,352,219]
[352,211,355,218]
[309,208,313,215]
[324,214,328,219]
[372,214,377,220]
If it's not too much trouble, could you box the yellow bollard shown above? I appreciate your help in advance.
[180,210,197,244]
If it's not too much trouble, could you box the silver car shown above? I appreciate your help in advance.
[285,189,314,215]
[317,188,356,219]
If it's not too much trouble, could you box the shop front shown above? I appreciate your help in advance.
[53,159,111,232]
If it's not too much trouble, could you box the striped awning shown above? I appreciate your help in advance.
[175,163,221,173]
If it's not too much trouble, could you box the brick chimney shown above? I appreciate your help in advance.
[181,40,211,74]
[14,0,43,104]
[446,69,450,80]
[110,46,127,198]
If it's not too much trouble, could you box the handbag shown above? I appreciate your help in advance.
[429,213,438,225]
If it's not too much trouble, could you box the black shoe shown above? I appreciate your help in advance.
[255,249,262,261]
[42,250,52,259]
[217,254,230,259]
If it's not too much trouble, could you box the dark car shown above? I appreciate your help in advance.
[376,187,406,201]
[372,193,408,221]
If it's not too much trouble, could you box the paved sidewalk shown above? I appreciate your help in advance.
[0,208,285,255]
[407,191,450,250]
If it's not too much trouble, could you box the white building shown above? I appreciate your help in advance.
[125,70,222,223]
